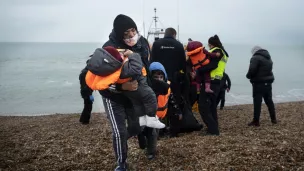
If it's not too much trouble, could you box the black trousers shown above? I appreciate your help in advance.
[198,82,221,135]
[216,90,226,109]
[79,97,93,123]
[189,84,200,107]
[252,83,276,122]
[137,127,158,155]
[123,77,157,118]
[102,97,129,168]
[170,79,182,105]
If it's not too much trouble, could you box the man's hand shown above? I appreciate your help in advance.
[89,95,94,102]
[123,50,133,57]
[121,80,138,91]
[227,88,230,93]
[190,71,196,79]
[216,52,221,57]
[178,114,183,120]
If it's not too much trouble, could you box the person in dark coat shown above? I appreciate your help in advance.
[79,60,94,124]
[150,27,187,106]
[99,14,156,171]
[246,46,277,126]
[217,72,231,110]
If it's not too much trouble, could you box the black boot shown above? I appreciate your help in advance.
[248,120,260,127]
[271,119,277,124]
[137,134,147,149]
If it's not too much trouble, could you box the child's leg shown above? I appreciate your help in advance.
[204,72,214,93]
[139,84,165,129]
[195,76,201,94]
[141,85,157,117]
[145,127,158,159]
[123,78,165,129]
[122,89,147,128]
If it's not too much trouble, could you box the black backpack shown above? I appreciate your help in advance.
[179,102,203,133]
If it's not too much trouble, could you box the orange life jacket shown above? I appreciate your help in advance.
[186,47,210,70]
[156,87,171,119]
[85,63,147,91]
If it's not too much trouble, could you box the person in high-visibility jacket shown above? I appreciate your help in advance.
[196,34,229,136]
[86,46,165,130]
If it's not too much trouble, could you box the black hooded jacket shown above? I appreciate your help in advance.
[103,30,150,72]
[150,36,186,81]
[79,66,93,98]
[99,30,151,104]
[246,49,275,83]
[220,73,231,90]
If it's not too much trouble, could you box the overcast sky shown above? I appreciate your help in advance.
[1,0,303,45]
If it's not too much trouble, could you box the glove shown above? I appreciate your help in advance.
[177,113,183,120]
[89,95,94,102]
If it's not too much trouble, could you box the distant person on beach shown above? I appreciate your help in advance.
[79,60,94,125]
[217,72,231,110]
[195,35,229,136]
[246,46,277,126]
[92,14,156,171]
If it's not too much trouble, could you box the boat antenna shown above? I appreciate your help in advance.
[177,0,180,40]
[147,8,165,41]
[142,0,145,38]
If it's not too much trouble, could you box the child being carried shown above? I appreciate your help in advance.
[186,41,221,93]
[85,46,165,129]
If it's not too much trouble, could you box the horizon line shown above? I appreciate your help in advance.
[0,41,301,47]
[0,41,102,43]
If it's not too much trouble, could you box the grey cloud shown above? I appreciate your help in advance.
[0,0,303,45]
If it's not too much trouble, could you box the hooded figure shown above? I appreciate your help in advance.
[148,62,171,95]
[104,14,151,74]
[246,46,277,127]
[251,46,262,55]
[149,62,171,119]
[97,14,158,171]
[135,62,171,160]
[246,46,275,83]
[149,62,202,137]
[149,62,168,81]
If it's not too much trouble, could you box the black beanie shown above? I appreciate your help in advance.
[208,36,217,46]
[113,14,137,40]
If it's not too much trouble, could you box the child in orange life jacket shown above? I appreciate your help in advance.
[137,61,177,159]
[186,41,221,93]
[99,46,165,129]
[149,62,183,137]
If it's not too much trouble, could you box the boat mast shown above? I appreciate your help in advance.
[142,0,145,38]
[154,8,157,33]
[147,8,165,41]
[177,0,180,40]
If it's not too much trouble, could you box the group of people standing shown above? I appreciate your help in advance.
[78,14,278,171]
